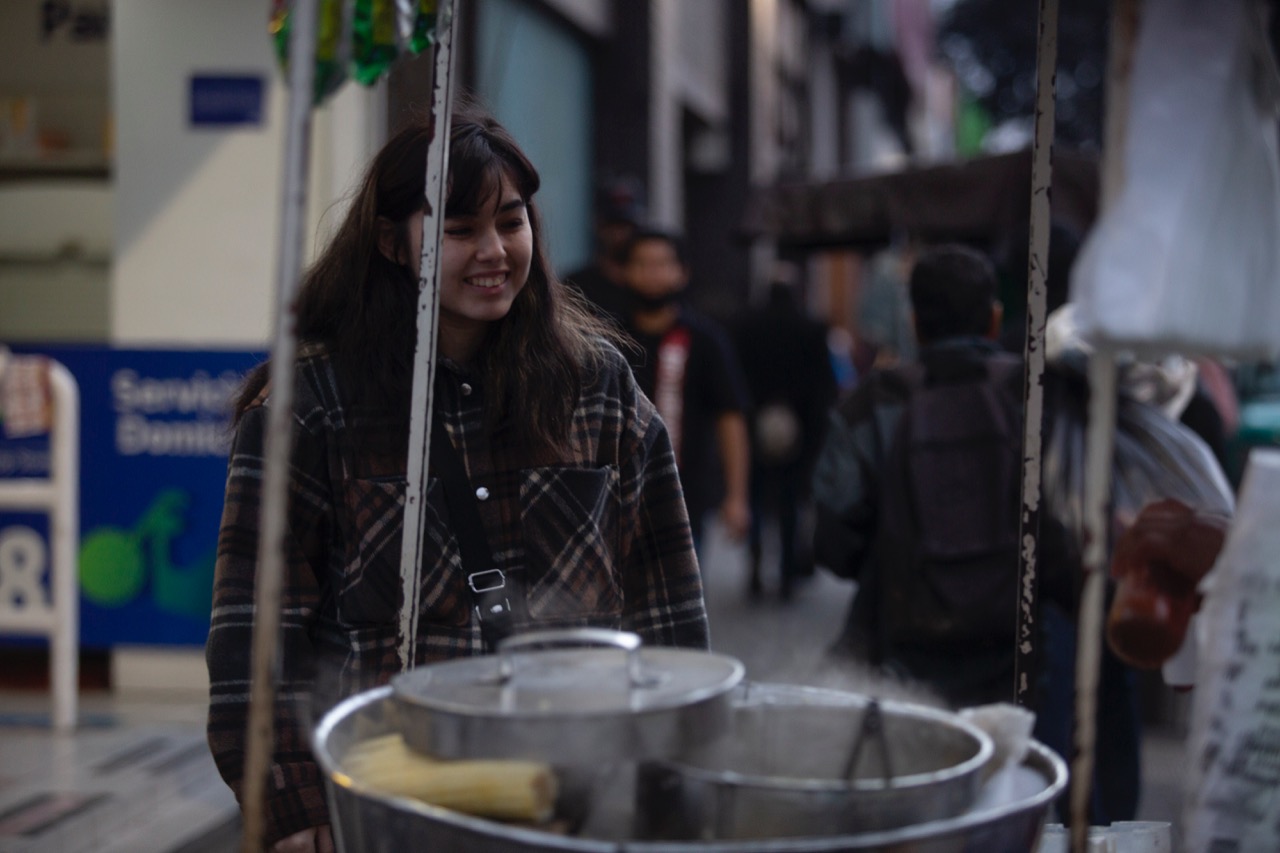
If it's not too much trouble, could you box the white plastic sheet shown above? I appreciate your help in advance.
[1071,0,1280,359]
[1184,449,1280,851]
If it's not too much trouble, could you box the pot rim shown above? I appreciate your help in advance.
[644,685,995,793]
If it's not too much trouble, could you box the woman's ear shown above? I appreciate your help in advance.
[376,216,402,265]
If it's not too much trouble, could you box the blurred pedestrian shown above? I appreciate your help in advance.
[206,105,708,851]
[733,262,837,600]
[618,227,752,552]
[562,178,645,328]
[811,244,1053,706]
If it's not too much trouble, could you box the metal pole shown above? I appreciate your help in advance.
[1069,354,1117,852]
[240,0,318,847]
[398,0,458,670]
[1013,0,1059,709]
[1068,3,1139,850]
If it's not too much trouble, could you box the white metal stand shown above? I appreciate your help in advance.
[0,360,81,731]
[240,0,318,847]
[398,0,457,671]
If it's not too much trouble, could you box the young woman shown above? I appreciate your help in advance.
[206,103,709,851]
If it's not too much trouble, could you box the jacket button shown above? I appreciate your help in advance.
[460,382,473,396]
[475,486,490,500]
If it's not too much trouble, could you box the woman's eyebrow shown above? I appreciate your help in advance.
[497,198,526,213]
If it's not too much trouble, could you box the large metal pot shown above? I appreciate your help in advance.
[390,629,746,765]
[634,683,994,840]
[315,683,1068,853]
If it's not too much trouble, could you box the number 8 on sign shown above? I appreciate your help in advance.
[0,526,50,612]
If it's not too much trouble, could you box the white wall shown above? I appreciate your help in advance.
[749,0,779,184]
[112,0,284,346]
[111,0,381,348]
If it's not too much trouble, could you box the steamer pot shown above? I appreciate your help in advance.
[315,683,1066,853]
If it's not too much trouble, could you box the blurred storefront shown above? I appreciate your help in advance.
[1,0,864,684]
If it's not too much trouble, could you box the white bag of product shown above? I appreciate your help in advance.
[1184,449,1280,851]
[1070,0,1280,359]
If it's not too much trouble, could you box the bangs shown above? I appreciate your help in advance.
[445,123,539,216]
[445,158,509,217]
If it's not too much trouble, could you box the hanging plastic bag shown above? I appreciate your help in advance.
[1041,355,1235,570]
[270,0,354,106]
[269,0,440,105]
[350,0,398,85]
[1070,0,1280,359]
[405,0,439,54]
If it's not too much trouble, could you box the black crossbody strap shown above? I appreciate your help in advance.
[428,410,524,650]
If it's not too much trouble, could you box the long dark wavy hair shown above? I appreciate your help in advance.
[234,101,616,456]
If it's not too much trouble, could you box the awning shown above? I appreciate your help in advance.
[741,148,1099,250]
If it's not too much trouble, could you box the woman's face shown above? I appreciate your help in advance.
[401,172,533,358]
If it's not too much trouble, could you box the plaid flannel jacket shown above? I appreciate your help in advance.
[206,343,708,843]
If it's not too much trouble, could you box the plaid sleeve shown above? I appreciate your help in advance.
[614,363,710,649]
[205,398,334,844]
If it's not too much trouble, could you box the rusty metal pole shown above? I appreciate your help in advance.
[1014,0,1059,710]
[240,0,318,848]
[398,0,458,671]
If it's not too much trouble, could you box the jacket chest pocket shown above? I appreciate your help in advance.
[519,465,623,621]
[339,476,470,627]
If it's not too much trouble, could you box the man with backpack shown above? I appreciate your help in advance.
[811,244,1029,706]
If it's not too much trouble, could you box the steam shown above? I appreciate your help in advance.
[800,656,949,710]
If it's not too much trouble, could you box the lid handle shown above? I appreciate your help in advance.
[496,628,654,687]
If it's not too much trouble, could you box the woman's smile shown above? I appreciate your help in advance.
[465,271,510,289]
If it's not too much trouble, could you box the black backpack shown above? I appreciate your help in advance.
[873,354,1025,692]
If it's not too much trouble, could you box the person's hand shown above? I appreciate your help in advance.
[273,824,334,853]
[1106,498,1229,669]
[719,496,751,541]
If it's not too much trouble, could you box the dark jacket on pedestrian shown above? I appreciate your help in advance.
[814,331,1084,705]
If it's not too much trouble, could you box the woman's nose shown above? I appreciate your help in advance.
[474,225,506,260]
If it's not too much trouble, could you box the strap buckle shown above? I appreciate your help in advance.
[474,599,513,622]
[468,569,506,593]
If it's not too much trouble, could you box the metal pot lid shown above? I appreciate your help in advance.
[392,628,744,719]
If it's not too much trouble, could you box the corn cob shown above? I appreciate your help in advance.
[338,733,558,823]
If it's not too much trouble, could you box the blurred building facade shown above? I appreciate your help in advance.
[1,0,962,677]
[1,0,956,345]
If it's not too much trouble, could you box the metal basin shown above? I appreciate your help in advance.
[316,683,1066,853]
[635,683,994,840]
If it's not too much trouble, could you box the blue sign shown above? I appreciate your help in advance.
[190,74,264,127]
[1,346,265,647]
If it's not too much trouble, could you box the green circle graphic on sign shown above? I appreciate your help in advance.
[79,530,146,606]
